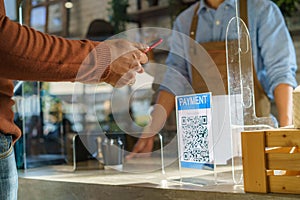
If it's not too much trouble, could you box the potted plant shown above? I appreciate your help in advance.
[108,0,129,33]
[272,0,299,17]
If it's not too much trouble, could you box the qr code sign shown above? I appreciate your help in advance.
[176,93,213,169]
[181,115,209,162]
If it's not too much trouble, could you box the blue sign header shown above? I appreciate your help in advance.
[177,93,211,110]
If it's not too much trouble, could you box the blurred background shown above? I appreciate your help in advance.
[5,0,300,169]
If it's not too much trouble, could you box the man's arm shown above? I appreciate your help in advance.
[0,10,148,86]
[273,83,293,127]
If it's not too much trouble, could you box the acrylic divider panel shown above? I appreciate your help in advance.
[13,82,66,169]
[226,17,278,184]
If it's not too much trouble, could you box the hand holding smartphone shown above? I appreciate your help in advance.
[144,38,163,53]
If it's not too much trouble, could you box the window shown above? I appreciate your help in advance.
[26,0,68,36]
[4,0,18,21]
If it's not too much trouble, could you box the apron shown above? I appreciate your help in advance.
[190,0,270,118]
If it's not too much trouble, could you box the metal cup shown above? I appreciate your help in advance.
[101,136,124,170]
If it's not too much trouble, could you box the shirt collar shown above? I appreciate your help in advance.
[197,0,237,14]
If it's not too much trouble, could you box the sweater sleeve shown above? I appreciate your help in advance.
[0,4,111,83]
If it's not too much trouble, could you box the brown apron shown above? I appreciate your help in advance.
[190,0,270,118]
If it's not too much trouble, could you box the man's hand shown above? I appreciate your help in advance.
[126,91,175,159]
[102,39,148,87]
[126,134,155,159]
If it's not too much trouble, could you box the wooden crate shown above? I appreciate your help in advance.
[241,129,300,194]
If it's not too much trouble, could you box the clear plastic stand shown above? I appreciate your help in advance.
[173,93,217,187]
[225,16,278,184]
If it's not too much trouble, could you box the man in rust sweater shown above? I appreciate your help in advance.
[0,0,148,199]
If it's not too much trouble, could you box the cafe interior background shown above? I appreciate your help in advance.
[4,0,300,170]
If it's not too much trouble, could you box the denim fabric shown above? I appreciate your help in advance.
[0,132,18,200]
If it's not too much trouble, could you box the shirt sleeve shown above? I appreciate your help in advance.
[159,14,194,96]
[0,11,111,83]
[256,1,297,99]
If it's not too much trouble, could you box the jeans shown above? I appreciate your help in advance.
[0,132,18,200]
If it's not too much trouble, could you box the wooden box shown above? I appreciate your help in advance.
[241,129,300,194]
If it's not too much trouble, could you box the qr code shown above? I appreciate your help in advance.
[181,115,209,163]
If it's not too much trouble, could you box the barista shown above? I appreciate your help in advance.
[127,0,297,158]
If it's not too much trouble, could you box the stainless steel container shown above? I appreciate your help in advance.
[101,136,124,169]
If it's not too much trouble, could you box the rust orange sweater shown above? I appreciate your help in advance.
[0,0,111,142]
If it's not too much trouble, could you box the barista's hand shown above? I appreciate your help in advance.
[126,102,169,159]
[101,39,149,87]
[126,135,155,159]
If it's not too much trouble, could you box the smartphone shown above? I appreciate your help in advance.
[144,38,163,53]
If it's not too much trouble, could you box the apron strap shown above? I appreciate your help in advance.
[190,2,200,41]
[240,0,248,27]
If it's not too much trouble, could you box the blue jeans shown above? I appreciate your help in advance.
[0,132,18,200]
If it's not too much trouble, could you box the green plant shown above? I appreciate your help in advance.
[108,0,129,33]
[272,0,300,17]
